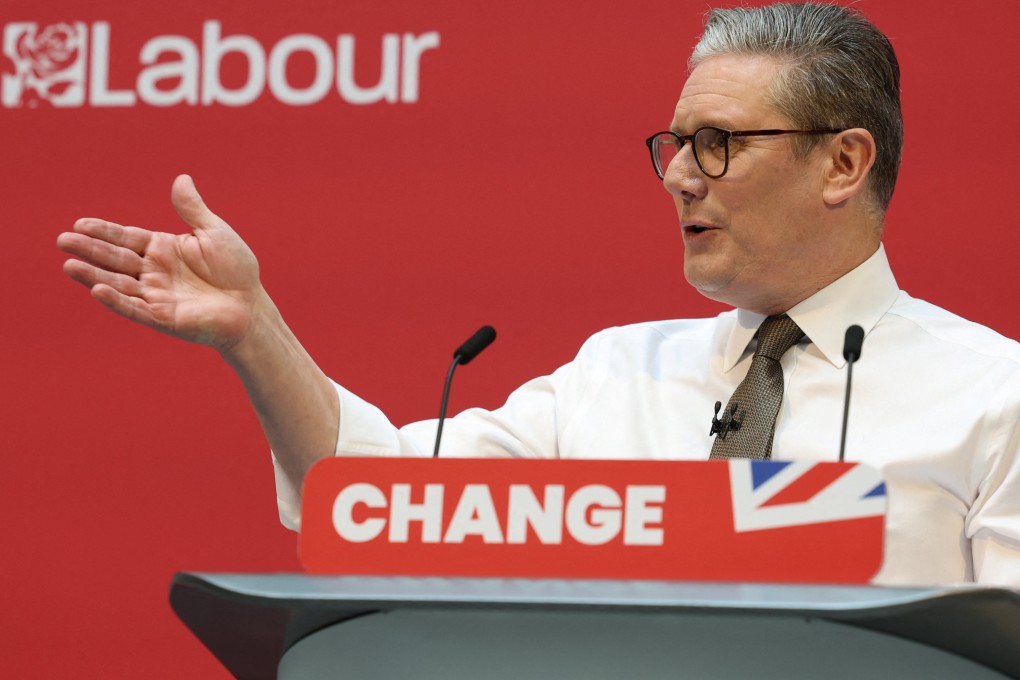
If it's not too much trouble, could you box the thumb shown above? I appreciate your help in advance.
[171,174,224,233]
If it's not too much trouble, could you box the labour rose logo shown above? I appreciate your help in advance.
[2,22,87,107]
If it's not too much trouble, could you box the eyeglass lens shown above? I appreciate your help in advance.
[652,128,729,179]
[694,128,728,177]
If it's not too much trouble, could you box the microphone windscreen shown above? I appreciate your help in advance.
[842,325,865,362]
[455,326,497,364]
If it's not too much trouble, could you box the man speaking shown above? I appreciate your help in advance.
[57,3,1020,586]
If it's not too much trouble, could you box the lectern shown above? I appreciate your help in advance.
[170,458,1020,678]
[170,573,1020,679]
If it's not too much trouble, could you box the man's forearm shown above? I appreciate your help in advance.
[221,288,339,491]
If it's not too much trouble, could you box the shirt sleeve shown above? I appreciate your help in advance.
[274,330,607,529]
[967,370,1020,587]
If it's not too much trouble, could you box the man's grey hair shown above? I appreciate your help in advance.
[690,2,902,215]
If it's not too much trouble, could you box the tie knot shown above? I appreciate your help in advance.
[754,314,804,361]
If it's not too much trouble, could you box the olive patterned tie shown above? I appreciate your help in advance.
[710,314,805,460]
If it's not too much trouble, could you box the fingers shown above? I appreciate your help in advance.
[91,282,157,328]
[57,227,146,278]
[63,258,143,298]
[68,218,152,254]
[63,258,159,329]
[171,174,227,234]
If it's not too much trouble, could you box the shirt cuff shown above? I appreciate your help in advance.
[274,380,416,530]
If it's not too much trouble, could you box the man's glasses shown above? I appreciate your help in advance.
[645,126,845,179]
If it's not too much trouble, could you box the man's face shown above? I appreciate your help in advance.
[665,54,840,315]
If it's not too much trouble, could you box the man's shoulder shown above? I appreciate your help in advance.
[886,292,1020,366]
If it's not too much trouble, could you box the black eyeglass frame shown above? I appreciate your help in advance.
[644,127,846,179]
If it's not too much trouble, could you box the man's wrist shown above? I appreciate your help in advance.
[218,287,283,368]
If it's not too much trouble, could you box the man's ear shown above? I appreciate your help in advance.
[822,128,876,207]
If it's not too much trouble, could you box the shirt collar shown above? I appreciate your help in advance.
[722,245,899,371]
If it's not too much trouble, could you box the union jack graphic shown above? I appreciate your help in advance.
[729,460,886,533]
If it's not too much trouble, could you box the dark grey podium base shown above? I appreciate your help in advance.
[170,574,1020,679]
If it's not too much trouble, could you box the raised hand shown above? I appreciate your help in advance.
[57,174,262,352]
[59,174,341,487]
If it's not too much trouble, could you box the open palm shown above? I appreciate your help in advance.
[58,175,262,352]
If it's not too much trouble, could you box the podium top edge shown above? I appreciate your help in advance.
[171,571,1016,615]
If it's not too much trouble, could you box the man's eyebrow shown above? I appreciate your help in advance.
[671,119,730,135]
[670,120,696,135]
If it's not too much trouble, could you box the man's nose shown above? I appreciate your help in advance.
[662,144,708,202]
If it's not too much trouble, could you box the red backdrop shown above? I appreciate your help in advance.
[3,0,1018,676]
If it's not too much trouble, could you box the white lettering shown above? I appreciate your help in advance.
[506,484,564,544]
[332,483,387,542]
[565,484,622,545]
[268,34,332,106]
[443,484,504,543]
[623,485,665,545]
[400,31,439,103]
[89,22,136,106]
[201,20,265,106]
[137,36,199,106]
[389,483,443,543]
[327,481,665,547]
[13,22,440,109]
[336,34,399,105]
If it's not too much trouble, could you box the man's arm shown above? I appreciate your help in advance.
[222,291,339,490]
[970,380,1020,587]
[56,174,337,490]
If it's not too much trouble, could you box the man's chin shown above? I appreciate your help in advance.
[683,266,734,299]
[684,270,752,309]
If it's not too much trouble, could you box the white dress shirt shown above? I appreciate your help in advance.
[275,245,1020,587]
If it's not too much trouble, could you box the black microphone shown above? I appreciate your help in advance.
[455,325,496,364]
[838,325,865,462]
[433,326,497,457]
[709,400,743,440]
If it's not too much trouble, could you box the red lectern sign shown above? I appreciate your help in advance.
[300,458,885,583]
